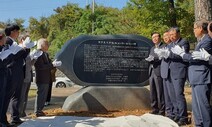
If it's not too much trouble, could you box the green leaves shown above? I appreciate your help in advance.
[25,1,195,59]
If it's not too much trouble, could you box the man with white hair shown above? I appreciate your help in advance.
[34,38,53,117]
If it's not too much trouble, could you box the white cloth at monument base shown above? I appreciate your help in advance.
[19,114,179,127]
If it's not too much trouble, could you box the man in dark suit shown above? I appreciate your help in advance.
[34,38,54,117]
[160,31,177,120]
[2,24,29,125]
[192,21,212,64]
[156,27,189,125]
[168,27,189,125]
[172,20,212,127]
[0,29,15,127]
[145,32,165,115]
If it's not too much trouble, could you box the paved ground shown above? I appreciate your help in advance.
[25,86,82,115]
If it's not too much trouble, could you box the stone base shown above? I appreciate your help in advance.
[62,86,150,112]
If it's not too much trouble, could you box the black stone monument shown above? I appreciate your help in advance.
[55,34,153,112]
[56,34,153,86]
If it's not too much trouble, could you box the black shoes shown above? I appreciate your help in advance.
[173,116,179,122]
[1,121,16,127]
[174,117,190,126]
[158,112,165,116]
[177,120,190,126]
[149,110,165,116]
[10,119,24,125]
[149,110,159,115]
[35,111,46,117]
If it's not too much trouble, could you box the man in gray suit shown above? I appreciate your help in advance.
[155,27,189,125]
[160,31,177,120]
[172,20,212,127]
[145,32,165,116]
[192,21,212,64]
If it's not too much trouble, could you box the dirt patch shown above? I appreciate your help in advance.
[28,87,194,126]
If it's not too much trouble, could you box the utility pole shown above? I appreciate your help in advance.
[92,0,95,34]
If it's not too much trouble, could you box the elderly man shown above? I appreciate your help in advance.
[34,38,61,117]
[34,38,53,117]
[172,20,212,127]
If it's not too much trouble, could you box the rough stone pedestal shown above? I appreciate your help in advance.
[62,86,150,112]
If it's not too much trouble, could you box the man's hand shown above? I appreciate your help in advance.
[25,41,36,49]
[171,45,185,57]
[154,47,170,59]
[23,37,37,49]
[23,37,31,46]
[145,55,154,62]
[154,48,161,55]
[158,47,170,59]
[30,49,43,60]
[192,48,211,61]
[52,59,62,67]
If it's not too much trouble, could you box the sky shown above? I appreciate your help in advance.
[0,0,129,27]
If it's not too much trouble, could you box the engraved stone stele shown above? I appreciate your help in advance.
[55,34,153,111]
[56,34,152,86]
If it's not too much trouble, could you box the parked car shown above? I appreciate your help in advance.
[54,77,75,88]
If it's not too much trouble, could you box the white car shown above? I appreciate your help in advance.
[54,77,75,88]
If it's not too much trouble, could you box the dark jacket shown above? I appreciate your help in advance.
[148,42,165,77]
[160,43,172,79]
[6,37,30,78]
[34,51,53,84]
[0,46,14,77]
[51,67,57,82]
[0,46,14,69]
[209,56,212,65]
[169,38,190,79]
[183,34,212,85]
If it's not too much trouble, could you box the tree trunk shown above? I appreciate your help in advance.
[194,0,212,21]
[168,0,177,26]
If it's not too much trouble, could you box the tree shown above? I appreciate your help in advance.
[168,0,177,26]
[126,0,195,40]
[27,1,196,58]
[126,0,178,37]
[0,22,6,29]
[0,19,25,31]
[194,0,212,21]
[28,17,50,40]
[92,6,124,34]
[176,0,195,42]
[14,18,25,31]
